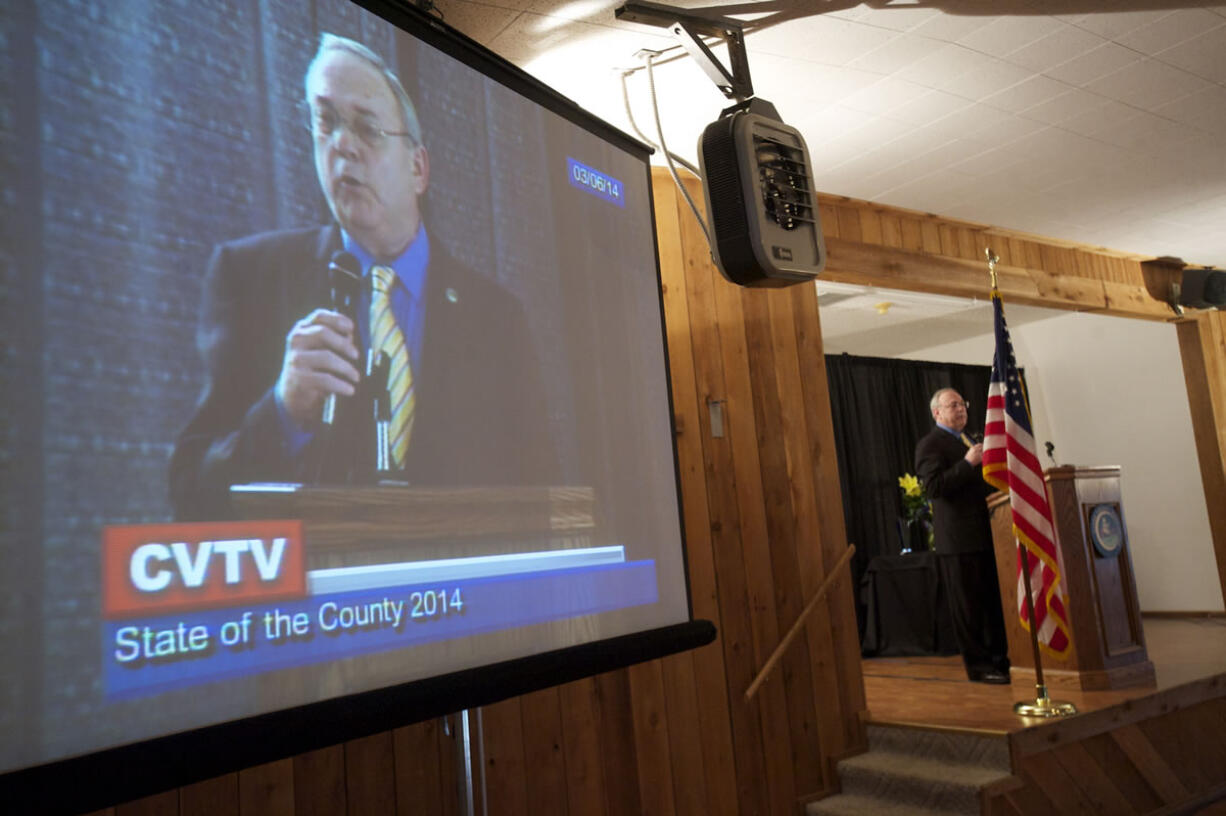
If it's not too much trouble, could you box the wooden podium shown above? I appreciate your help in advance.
[988,466,1155,690]
[230,484,598,569]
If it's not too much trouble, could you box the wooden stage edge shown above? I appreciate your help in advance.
[862,616,1226,736]
[861,617,1226,814]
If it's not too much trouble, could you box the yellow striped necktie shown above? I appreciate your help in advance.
[960,433,973,448]
[370,265,414,468]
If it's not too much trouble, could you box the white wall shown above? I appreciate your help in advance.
[897,305,1223,613]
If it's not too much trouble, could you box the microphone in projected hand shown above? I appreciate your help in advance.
[321,250,362,426]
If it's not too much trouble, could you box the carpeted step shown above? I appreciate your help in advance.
[864,725,1010,771]
[807,791,970,816]
[806,725,1014,816]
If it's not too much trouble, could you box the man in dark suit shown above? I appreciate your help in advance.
[915,387,1010,684]
[170,34,555,520]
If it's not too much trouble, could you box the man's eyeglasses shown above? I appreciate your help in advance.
[940,400,970,410]
[302,102,416,150]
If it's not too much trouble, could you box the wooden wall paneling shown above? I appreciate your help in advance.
[938,223,958,257]
[391,720,450,816]
[1002,779,1060,815]
[817,203,841,240]
[592,670,643,816]
[480,698,529,816]
[1110,724,1190,804]
[1079,731,1163,813]
[293,745,346,816]
[1177,311,1226,608]
[179,774,239,816]
[557,678,609,816]
[626,661,677,816]
[1048,741,1136,815]
[789,285,866,756]
[898,216,923,252]
[675,183,771,816]
[343,732,396,816]
[1137,703,1221,794]
[1007,237,1027,271]
[116,790,178,816]
[1017,750,1098,814]
[857,208,883,245]
[740,286,824,801]
[708,248,799,816]
[518,688,569,815]
[919,219,942,254]
[956,227,982,263]
[880,213,903,249]
[664,175,739,816]
[835,205,862,242]
[763,284,843,794]
[238,759,294,816]
[989,236,1012,268]
[657,652,712,816]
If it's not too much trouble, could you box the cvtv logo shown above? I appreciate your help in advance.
[103,520,306,618]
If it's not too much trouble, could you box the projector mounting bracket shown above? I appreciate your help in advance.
[615,0,754,101]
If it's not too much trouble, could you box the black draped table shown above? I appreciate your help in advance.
[860,551,959,657]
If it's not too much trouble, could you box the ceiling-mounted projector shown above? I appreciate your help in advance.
[698,99,825,287]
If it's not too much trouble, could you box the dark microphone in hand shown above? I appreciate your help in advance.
[321,250,362,425]
[970,431,983,444]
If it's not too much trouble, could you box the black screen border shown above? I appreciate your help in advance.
[0,0,711,811]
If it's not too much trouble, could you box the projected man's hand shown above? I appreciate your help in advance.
[275,309,361,427]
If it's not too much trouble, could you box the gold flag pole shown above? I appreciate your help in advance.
[984,247,1076,719]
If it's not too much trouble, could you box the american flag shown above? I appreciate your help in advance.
[982,289,1072,655]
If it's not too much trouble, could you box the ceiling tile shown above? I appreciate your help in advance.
[432,0,522,44]
[888,89,974,126]
[847,32,938,76]
[908,12,995,43]
[938,57,1037,101]
[748,15,896,65]
[956,15,1065,57]
[1153,85,1226,132]
[1005,24,1108,73]
[1019,87,1110,126]
[841,75,932,116]
[1064,8,1174,41]
[1096,112,1205,156]
[844,4,943,33]
[1152,26,1226,83]
[1043,41,1144,87]
[1059,99,1146,138]
[904,51,1044,102]
[981,73,1075,113]
[1115,8,1226,56]
[1086,58,1213,110]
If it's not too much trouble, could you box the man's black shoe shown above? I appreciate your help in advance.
[969,669,1010,685]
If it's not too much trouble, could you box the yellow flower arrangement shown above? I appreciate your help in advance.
[898,472,934,551]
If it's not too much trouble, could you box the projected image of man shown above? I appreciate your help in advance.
[170,34,556,520]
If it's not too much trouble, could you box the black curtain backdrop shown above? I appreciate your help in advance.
[825,353,1004,640]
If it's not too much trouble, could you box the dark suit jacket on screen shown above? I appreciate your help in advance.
[914,427,995,556]
[169,225,557,520]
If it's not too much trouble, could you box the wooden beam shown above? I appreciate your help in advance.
[822,236,1174,320]
[1177,311,1226,613]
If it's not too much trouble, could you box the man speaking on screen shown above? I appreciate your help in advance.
[170,33,556,520]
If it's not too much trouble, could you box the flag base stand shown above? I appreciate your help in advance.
[1014,684,1077,718]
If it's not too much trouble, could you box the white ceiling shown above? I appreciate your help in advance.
[432,0,1226,271]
